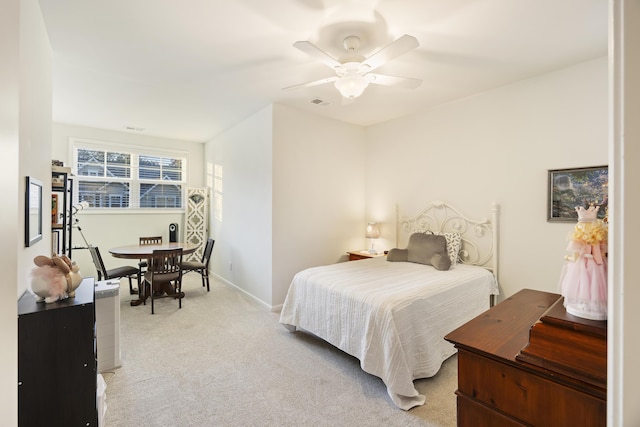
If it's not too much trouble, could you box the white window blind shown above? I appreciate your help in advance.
[72,139,186,210]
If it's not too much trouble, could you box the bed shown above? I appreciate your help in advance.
[278,201,500,410]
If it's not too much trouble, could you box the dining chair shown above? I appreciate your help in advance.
[137,236,163,288]
[181,238,215,291]
[88,245,140,294]
[143,248,183,314]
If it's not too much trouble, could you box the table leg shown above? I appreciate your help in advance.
[129,280,183,306]
[129,282,148,306]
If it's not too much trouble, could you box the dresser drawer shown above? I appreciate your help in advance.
[457,350,606,426]
[457,394,526,427]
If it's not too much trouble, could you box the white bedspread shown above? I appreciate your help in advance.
[279,257,498,410]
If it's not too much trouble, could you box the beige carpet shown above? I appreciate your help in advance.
[101,274,458,426]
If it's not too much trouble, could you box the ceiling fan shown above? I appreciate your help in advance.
[284,34,422,100]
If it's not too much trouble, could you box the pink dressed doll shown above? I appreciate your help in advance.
[558,205,608,320]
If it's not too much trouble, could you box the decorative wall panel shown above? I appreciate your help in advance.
[184,187,209,261]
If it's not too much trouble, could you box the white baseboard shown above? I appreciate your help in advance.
[210,272,278,312]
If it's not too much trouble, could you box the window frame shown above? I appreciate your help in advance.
[70,137,188,213]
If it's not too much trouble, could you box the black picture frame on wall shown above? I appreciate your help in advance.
[25,176,43,247]
[547,165,608,222]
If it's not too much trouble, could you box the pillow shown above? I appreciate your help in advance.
[429,253,451,271]
[386,248,408,262]
[425,231,462,266]
[406,233,451,270]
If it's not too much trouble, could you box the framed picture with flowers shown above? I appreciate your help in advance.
[547,165,608,222]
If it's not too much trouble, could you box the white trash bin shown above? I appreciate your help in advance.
[95,279,121,373]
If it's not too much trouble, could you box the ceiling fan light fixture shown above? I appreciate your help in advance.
[335,73,370,99]
[287,34,421,98]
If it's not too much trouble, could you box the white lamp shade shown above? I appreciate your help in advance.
[365,222,380,239]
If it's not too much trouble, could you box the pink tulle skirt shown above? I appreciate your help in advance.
[558,253,607,320]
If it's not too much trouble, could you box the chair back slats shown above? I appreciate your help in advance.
[148,248,183,279]
[138,235,164,276]
[144,248,183,314]
[140,236,163,245]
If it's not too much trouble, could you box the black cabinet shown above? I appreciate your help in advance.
[18,278,97,426]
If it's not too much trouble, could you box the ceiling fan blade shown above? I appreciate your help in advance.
[293,41,342,70]
[366,73,422,89]
[283,75,339,91]
[361,34,419,72]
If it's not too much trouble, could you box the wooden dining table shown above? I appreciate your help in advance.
[109,241,199,259]
[109,242,199,306]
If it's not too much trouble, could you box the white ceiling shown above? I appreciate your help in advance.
[37,0,607,143]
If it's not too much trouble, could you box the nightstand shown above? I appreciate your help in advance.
[347,250,386,261]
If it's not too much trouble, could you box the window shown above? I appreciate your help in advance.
[72,140,186,210]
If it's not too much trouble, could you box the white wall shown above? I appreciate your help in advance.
[610,1,640,424]
[205,106,274,305]
[18,0,53,299]
[365,57,608,301]
[204,104,366,308]
[272,104,366,306]
[0,1,20,423]
[51,123,205,278]
[2,0,51,423]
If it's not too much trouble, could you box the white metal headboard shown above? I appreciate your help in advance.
[396,200,500,282]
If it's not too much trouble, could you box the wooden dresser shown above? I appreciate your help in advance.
[445,289,606,427]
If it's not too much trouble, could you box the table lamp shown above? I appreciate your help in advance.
[366,222,380,254]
